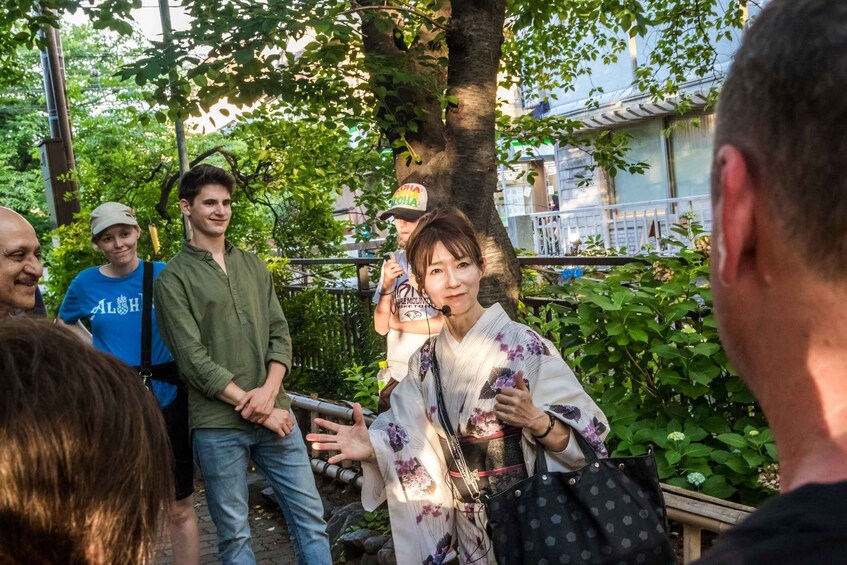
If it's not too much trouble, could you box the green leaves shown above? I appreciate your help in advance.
[702,475,736,499]
[651,343,680,359]
[519,220,775,504]
[692,342,721,357]
[343,362,381,412]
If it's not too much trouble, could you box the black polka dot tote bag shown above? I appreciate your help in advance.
[484,431,675,564]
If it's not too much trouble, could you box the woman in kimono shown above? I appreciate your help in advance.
[308,208,608,564]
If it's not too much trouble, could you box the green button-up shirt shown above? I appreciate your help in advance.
[154,240,292,430]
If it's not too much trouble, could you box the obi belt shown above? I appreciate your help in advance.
[438,425,529,503]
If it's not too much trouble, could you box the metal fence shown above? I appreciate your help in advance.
[530,195,712,255]
[282,256,644,370]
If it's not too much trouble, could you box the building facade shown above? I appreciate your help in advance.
[502,2,764,255]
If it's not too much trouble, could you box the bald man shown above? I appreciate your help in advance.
[0,207,44,317]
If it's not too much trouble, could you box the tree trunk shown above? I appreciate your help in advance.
[444,0,517,315]
[360,0,520,316]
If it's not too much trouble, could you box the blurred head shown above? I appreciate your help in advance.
[406,208,485,314]
[90,203,142,269]
[93,224,142,269]
[710,0,847,393]
[393,216,420,247]
[179,165,234,239]
[0,207,43,316]
[0,319,172,564]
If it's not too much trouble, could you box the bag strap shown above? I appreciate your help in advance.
[532,426,600,474]
[140,261,153,377]
[432,349,484,502]
[570,427,601,463]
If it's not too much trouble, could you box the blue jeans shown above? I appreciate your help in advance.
[193,424,331,565]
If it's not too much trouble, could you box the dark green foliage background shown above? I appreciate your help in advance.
[520,224,776,505]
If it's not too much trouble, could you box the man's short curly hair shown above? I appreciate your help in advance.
[179,164,235,204]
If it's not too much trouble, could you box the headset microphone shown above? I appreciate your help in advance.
[422,293,452,317]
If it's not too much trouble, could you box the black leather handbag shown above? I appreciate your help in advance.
[432,352,675,564]
[484,433,675,564]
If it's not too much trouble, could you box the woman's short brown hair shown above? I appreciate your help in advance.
[0,318,172,564]
[405,207,484,292]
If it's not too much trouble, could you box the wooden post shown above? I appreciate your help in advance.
[682,524,702,563]
[357,262,371,313]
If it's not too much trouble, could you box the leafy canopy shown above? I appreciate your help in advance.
[111,0,745,171]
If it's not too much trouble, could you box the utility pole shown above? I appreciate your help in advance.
[38,23,80,228]
[158,0,190,177]
[158,0,192,239]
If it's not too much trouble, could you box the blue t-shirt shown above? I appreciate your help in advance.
[59,261,177,408]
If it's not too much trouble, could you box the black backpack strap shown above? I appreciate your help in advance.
[140,261,153,378]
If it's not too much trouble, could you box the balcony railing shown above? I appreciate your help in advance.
[530,195,712,255]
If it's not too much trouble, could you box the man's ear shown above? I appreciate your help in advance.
[179,198,191,217]
[714,145,757,287]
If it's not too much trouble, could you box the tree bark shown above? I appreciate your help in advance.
[444,0,518,315]
[359,0,520,315]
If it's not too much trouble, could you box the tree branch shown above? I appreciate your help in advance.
[339,5,447,31]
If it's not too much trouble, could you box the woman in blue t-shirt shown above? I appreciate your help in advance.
[58,202,200,564]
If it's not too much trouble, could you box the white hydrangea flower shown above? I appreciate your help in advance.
[687,472,706,487]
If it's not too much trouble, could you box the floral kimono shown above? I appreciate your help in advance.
[361,304,609,564]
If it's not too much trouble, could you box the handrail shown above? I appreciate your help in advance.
[282,256,648,297]
[528,194,712,219]
[287,257,381,266]
[517,256,647,266]
[285,256,646,267]
[288,392,754,563]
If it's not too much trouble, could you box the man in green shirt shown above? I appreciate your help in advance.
[154,165,331,565]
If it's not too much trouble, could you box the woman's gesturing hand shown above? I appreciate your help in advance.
[306,403,376,464]
[494,371,549,436]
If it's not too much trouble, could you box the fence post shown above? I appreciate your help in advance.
[682,524,702,563]
[357,262,371,312]
[309,392,319,459]
[531,216,541,255]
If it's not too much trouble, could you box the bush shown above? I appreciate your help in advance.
[521,221,777,505]
[342,361,382,412]
[278,285,384,399]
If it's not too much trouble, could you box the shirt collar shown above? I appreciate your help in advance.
[181,239,234,260]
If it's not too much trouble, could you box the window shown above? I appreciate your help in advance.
[607,114,715,205]
[669,113,715,198]
[611,122,669,204]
